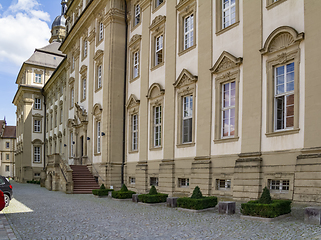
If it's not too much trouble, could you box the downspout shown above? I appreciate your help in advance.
[42,90,46,170]
[121,0,128,185]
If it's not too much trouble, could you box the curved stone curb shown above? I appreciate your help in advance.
[176,207,216,213]
[240,213,291,222]
[112,198,132,201]
[137,202,166,206]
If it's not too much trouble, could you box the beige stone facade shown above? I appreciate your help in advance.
[0,120,16,178]
[13,0,321,204]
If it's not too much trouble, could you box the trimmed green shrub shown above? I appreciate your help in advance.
[100,184,106,190]
[191,186,203,199]
[177,196,218,210]
[138,186,168,203]
[259,187,272,204]
[112,185,135,199]
[241,199,292,218]
[92,188,113,196]
[149,185,158,195]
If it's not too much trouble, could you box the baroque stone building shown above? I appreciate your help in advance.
[0,119,16,178]
[14,0,321,204]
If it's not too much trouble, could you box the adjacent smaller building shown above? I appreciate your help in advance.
[0,120,16,178]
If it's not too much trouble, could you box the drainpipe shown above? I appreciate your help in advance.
[43,91,46,170]
[121,0,128,185]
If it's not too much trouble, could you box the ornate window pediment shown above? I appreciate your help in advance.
[126,94,140,109]
[92,103,103,121]
[150,15,166,31]
[146,83,165,99]
[129,34,142,48]
[173,69,198,89]
[32,139,43,144]
[93,50,104,61]
[68,77,75,84]
[210,51,242,74]
[260,26,304,55]
[80,65,88,75]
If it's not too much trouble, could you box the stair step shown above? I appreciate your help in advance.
[71,165,99,194]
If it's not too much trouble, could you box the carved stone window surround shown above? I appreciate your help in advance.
[150,15,166,70]
[129,34,142,82]
[126,94,140,153]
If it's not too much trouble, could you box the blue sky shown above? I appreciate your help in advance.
[0,0,62,125]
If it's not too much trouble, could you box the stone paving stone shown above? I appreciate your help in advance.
[2,181,321,239]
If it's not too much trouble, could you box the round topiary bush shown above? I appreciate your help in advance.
[120,184,128,192]
[191,186,203,199]
[149,185,158,195]
[259,187,272,204]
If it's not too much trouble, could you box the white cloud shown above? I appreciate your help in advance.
[0,0,51,66]
[0,4,3,10]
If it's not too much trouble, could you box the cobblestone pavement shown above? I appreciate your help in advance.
[2,181,321,240]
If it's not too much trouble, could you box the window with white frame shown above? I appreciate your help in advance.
[99,22,104,41]
[72,56,75,70]
[129,177,135,184]
[82,78,86,100]
[222,81,235,137]
[133,51,139,79]
[35,73,42,83]
[178,178,189,187]
[54,111,57,127]
[134,4,140,26]
[60,106,63,123]
[70,87,74,108]
[6,154,9,160]
[34,146,41,162]
[150,177,158,186]
[34,119,41,132]
[83,40,88,58]
[155,35,163,66]
[70,132,74,157]
[217,179,231,190]
[34,173,40,177]
[132,114,138,151]
[182,95,193,143]
[6,142,9,148]
[274,62,294,131]
[269,179,289,192]
[184,14,194,50]
[97,65,102,89]
[155,0,164,8]
[5,165,9,172]
[97,121,101,153]
[153,106,161,147]
[222,0,236,29]
[35,98,41,109]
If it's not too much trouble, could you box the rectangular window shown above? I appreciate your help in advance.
[54,111,57,127]
[132,114,138,151]
[72,56,75,70]
[6,154,9,160]
[34,173,40,177]
[35,98,41,109]
[222,0,236,29]
[153,106,162,147]
[82,79,86,100]
[97,65,102,89]
[134,4,140,26]
[35,73,42,83]
[150,177,158,186]
[269,179,290,192]
[99,22,104,41]
[97,121,101,153]
[222,81,235,137]
[60,107,63,124]
[70,132,73,157]
[156,0,164,8]
[182,95,193,143]
[6,142,9,149]
[34,147,40,162]
[133,51,139,79]
[83,40,88,58]
[178,178,189,187]
[70,87,74,108]
[274,62,294,131]
[129,177,135,184]
[217,179,231,190]
[155,35,163,66]
[184,14,194,50]
[34,120,41,132]
[5,165,9,172]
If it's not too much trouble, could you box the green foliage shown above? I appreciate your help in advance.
[112,190,136,199]
[92,189,113,196]
[27,180,40,184]
[100,184,106,190]
[138,193,168,203]
[259,187,272,204]
[191,186,203,199]
[177,196,218,210]
[120,184,128,192]
[241,199,292,218]
[149,185,158,195]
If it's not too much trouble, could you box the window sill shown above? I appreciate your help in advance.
[151,62,164,71]
[80,98,86,103]
[149,146,162,151]
[128,150,139,154]
[33,162,42,164]
[152,2,165,13]
[266,128,300,138]
[216,21,240,36]
[96,39,103,47]
[81,55,87,62]
[178,44,196,57]
[266,0,287,10]
[94,152,101,156]
[131,22,141,32]
[130,75,140,83]
[95,87,102,93]
[214,137,239,144]
[176,142,195,148]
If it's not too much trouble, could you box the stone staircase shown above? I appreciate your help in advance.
[70,165,99,194]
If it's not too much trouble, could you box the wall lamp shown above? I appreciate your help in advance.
[73,141,75,144]
[64,144,67,147]
[101,132,105,136]
[87,137,90,140]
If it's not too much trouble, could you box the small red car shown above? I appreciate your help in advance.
[0,190,5,211]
